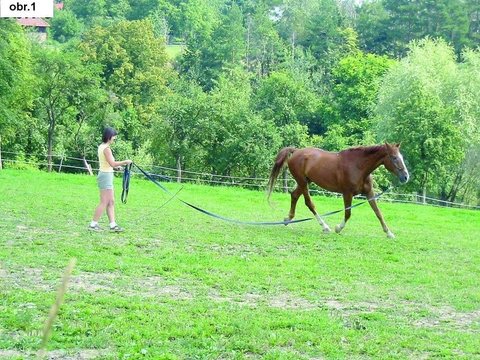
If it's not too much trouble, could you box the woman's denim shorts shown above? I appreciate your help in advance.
[97,171,114,190]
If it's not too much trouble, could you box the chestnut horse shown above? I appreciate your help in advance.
[267,142,409,238]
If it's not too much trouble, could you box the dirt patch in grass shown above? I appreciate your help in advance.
[2,264,478,334]
[413,306,480,329]
[0,348,114,359]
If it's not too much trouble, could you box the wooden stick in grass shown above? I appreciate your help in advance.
[37,258,76,359]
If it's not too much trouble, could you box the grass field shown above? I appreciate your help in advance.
[0,169,479,359]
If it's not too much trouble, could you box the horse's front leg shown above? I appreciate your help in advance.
[335,193,353,234]
[365,189,395,238]
[302,188,331,233]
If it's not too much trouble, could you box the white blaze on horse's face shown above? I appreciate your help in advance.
[386,142,410,183]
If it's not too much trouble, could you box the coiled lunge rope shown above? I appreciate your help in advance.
[121,163,132,204]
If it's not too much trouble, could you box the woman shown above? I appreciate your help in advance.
[88,127,132,232]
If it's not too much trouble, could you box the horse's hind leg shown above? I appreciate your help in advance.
[301,187,331,233]
[285,186,302,222]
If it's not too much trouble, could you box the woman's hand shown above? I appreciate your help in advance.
[114,160,132,171]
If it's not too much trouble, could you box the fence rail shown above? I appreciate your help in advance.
[1,151,479,210]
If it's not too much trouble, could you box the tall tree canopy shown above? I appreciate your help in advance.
[0,20,34,153]
[356,0,475,57]
[375,38,480,203]
[79,19,174,141]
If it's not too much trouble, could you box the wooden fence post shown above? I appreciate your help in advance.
[282,169,288,193]
[176,156,182,183]
[83,157,93,176]
[58,154,65,173]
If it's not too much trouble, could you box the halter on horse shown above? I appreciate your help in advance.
[267,142,409,238]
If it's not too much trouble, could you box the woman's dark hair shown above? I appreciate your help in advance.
[102,127,118,143]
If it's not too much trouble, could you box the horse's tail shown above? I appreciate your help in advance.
[267,147,296,202]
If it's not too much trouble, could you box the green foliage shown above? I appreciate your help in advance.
[150,75,210,169]
[320,124,349,152]
[2,0,480,204]
[297,0,346,61]
[79,19,173,143]
[80,19,170,89]
[214,2,247,69]
[151,69,285,178]
[0,20,35,149]
[178,1,249,90]
[2,153,40,170]
[357,0,473,57]
[324,52,394,145]
[49,9,83,43]
[31,44,106,171]
[355,1,390,55]
[203,68,268,176]
[244,3,286,77]
[374,38,476,202]
[64,0,108,26]
[253,70,320,135]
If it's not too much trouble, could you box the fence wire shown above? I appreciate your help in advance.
[1,151,478,210]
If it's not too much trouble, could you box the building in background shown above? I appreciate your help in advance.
[17,18,50,42]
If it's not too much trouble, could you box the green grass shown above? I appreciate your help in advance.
[0,169,479,359]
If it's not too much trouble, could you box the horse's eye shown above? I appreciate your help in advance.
[392,156,398,161]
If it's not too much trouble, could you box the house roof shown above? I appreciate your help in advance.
[17,18,50,27]
[55,3,64,10]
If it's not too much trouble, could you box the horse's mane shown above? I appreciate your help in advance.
[339,144,385,156]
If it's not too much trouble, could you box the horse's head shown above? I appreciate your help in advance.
[384,142,409,183]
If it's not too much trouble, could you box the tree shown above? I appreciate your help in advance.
[355,1,391,55]
[374,38,475,202]
[79,20,173,143]
[202,68,254,177]
[324,52,394,145]
[298,0,345,61]
[253,70,319,142]
[466,0,480,45]
[32,45,104,172]
[49,9,82,43]
[178,1,248,90]
[0,19,35,167]
[451,47,480,204]
[356,0,474,58]
[150,76,210,179]
[230,114,282,178]
[244,2,286,78]
[275,0,315,59]
[213,2,247,70]
[64,0,108,26]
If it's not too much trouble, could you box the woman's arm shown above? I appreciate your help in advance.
[103,147,132,169]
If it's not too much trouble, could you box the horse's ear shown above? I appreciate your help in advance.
[385,141,392,148]
[395,142,402,148]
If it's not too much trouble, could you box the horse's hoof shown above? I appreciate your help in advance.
[335,224,343,233]
[387,232,395,239]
